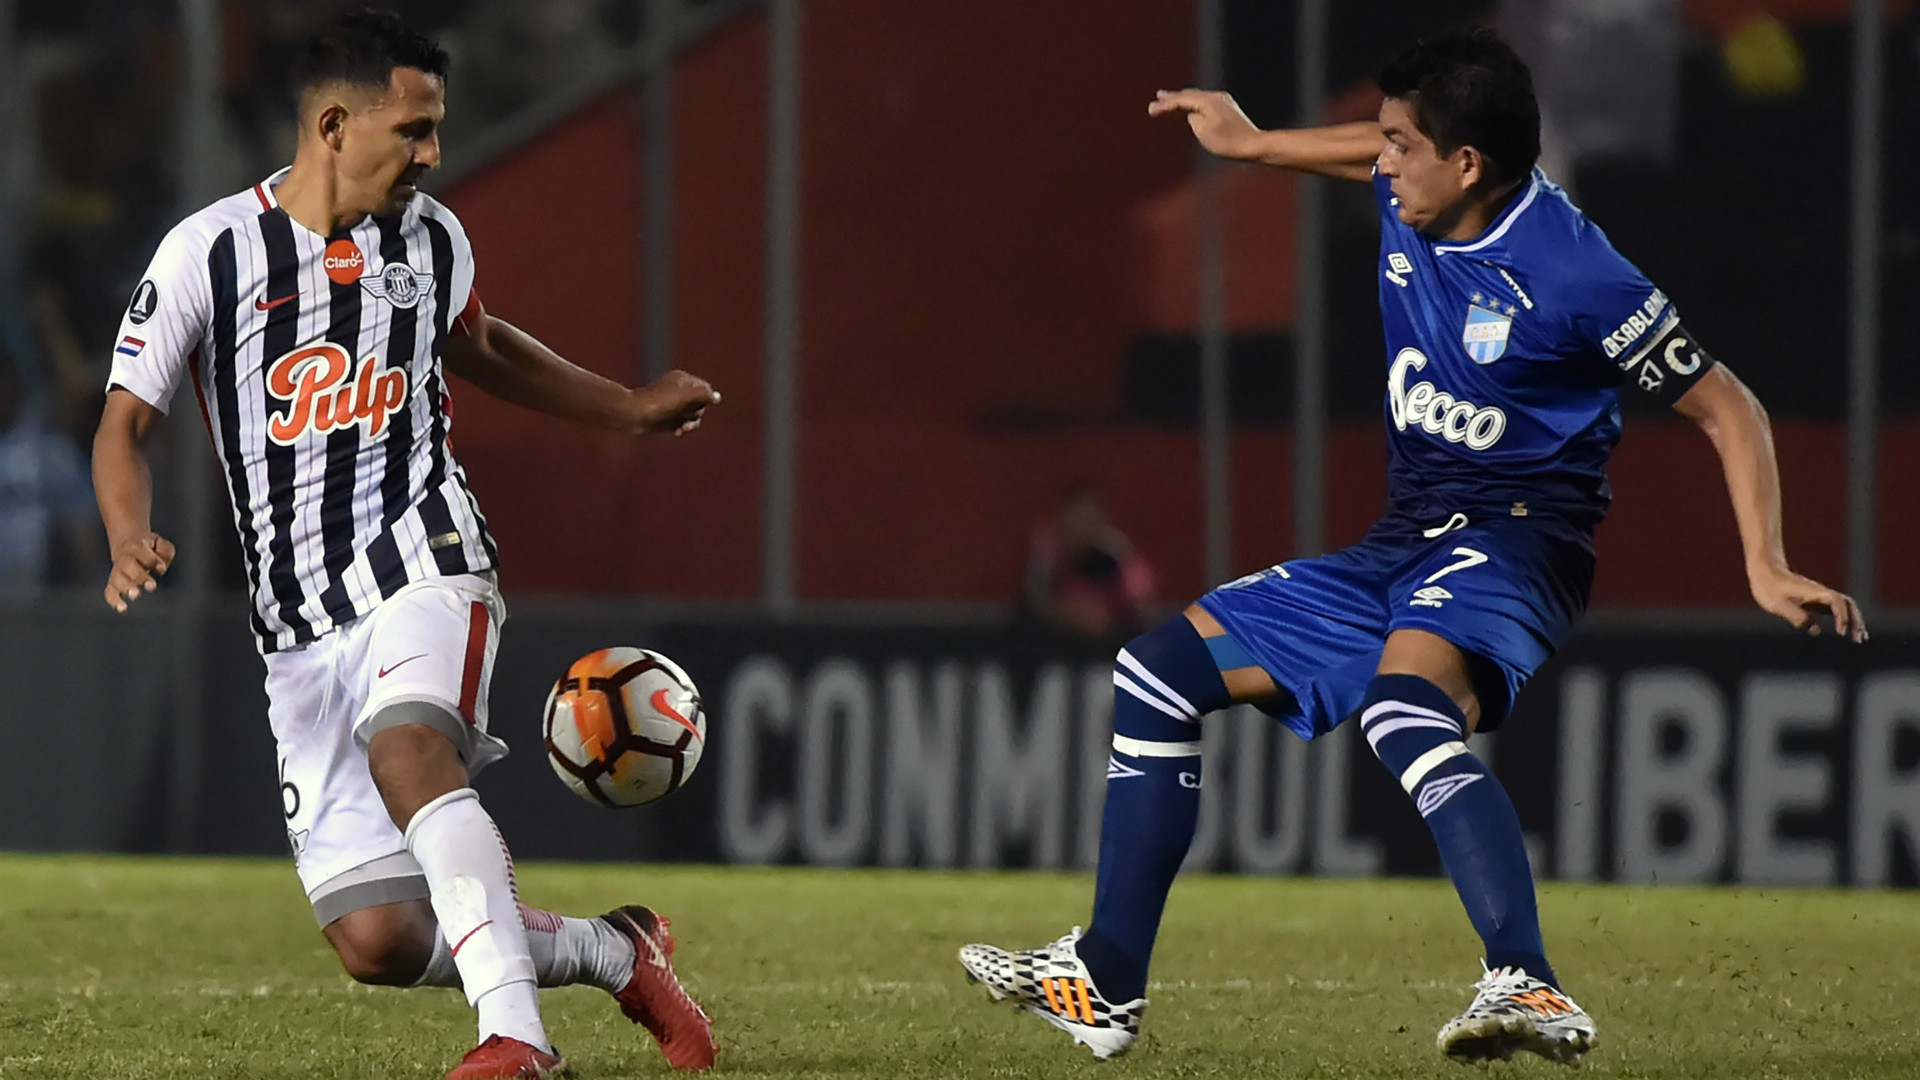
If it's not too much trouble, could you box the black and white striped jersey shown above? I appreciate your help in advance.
[108,168,498,653]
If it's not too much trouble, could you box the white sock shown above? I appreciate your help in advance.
[404,788,550,1053]
[519,905,639,992]
[411,908,638,993]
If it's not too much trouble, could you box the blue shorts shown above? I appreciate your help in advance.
[1196,510,1594,740]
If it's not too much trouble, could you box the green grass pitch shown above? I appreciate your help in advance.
[1,855,1916,1078]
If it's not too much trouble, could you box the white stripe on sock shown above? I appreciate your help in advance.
[1399,741,1470,792]
[1117,649,1198,718]
[1365,715,1462,753]
[1114,672,1190,721]
[1360,698,1460,730]
[1112,733,1203,758]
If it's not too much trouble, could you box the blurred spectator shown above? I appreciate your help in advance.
[0,353,98,597]
[1023,483,1156,642]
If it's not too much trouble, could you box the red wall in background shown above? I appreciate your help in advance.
[439,7,1916,610]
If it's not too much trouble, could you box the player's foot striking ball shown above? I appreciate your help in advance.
[91,10,722,1077]
[963,26,1864,1066]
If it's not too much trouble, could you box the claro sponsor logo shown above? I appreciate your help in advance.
[1387,348,1508,451]
[266,341,407,445]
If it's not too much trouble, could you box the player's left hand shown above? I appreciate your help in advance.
[1147,88,1262,160]
[1749,566,1867,642]
[631,370,721,436]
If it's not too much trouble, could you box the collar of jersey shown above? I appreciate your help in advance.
[257,166,290,210]
[1432,170,1542,257]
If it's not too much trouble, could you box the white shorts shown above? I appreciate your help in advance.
[267,573,510,926]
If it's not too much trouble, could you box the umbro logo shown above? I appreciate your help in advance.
[1411,585,1452,608]
[1386,252,1413,287]
[1415,772,1482,817]
[1106,756,1145,780]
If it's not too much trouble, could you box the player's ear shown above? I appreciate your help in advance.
[1455,145,1486,193]
[317,101,350,152]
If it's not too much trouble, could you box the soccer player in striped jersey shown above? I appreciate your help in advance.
[94,10,717,1078]
[961,29,1866,1066]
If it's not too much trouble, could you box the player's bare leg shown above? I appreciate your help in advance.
[1370,630,1595,1065]
[323,898,438,985]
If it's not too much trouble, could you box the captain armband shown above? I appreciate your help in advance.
[1617,321,1717,405]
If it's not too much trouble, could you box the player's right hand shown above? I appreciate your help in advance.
[105,532,175,613]
[1148,88,1262,160]
[631,370,721,437]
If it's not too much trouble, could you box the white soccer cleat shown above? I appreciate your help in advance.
[958,927,1145,1060]
[1437,964,1598,1066]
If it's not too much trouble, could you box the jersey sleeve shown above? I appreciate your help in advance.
[106,222,212,415]
[425,198,480,338]
[1559,228,1714,402]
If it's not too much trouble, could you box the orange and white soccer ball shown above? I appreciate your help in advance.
[542,648,707,807]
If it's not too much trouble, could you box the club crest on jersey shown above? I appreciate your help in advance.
[266,341,407,446]
[361,263,435,309]
[1462,303,1512,364]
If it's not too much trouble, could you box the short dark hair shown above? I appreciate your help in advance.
[291,8,449,99]
[1377,28,1540,188]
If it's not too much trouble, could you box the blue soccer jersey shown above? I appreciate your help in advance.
[1198,168,1717,734]
[1372,168,1699,527]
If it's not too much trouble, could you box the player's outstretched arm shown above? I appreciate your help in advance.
[92,389,176,612]
[442,297,719,437]
[1147,89,1382,181]
[1673,365,1866,641]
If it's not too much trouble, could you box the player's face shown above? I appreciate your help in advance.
[336,67,445,218]
[1375,96,1476,237]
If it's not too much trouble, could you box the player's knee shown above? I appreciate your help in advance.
[366,718,469,828]
[1359,673,1481,799]
[324,907,433,986]
[1113,616,1232,731]
[1376,630,1483,727]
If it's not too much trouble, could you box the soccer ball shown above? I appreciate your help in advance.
[543,648,707,807]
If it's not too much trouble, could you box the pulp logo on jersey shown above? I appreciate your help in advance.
[360,263,436,309]
[127,279,158,325]
[323,238,365,285]
[1601,289,1670,359]
[1387,348,1508,451]
[265,341,408,446]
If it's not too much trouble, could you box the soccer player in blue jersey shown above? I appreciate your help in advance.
[960,29,1866,1066]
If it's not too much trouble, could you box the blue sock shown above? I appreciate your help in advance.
[1360,673,1557,988]
[1076,616,1232,1003]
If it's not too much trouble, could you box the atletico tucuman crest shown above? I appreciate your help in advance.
[1462,303,1513,364]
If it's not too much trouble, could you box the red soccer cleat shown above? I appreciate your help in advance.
[445,1035,569,1080]
[600,905,718,1071]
